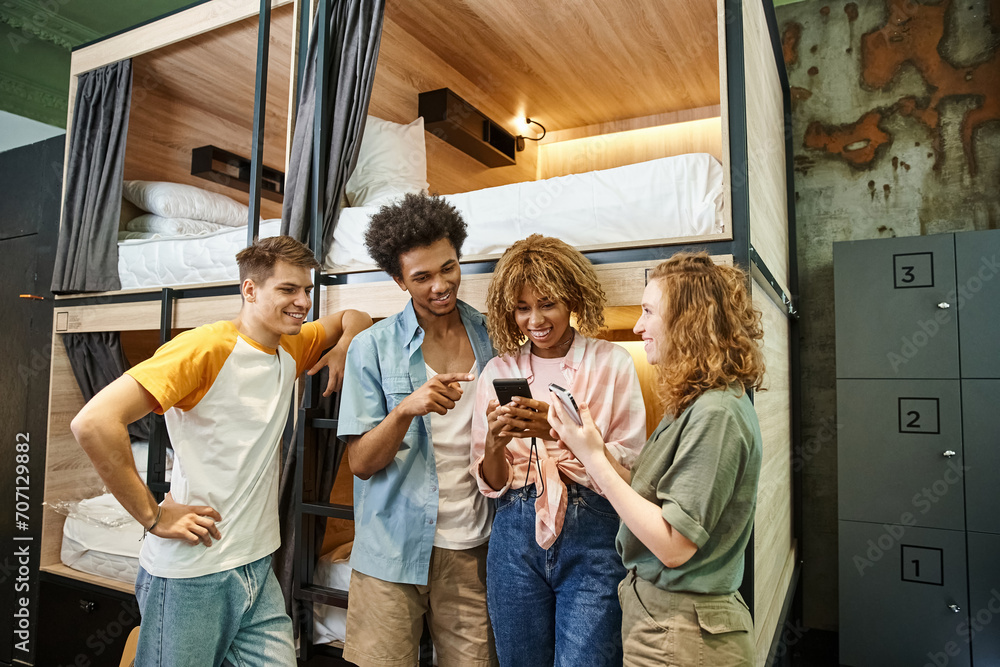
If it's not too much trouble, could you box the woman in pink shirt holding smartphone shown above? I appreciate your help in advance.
[471,234,646,666]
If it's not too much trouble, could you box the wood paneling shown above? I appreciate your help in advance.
[537,117,724,180]
[123,4,295,221]
[41,334,104,575]
[744,0,790,296]
[752,279,795,664]
[53,293,242,334]
[39,564,135,595]
[385,0,721,132]
[369,16,538,195]
[540,106,721,145]
[320,258,730,319]
[617,341,665,438]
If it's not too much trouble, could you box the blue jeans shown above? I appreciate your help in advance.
[134,555,295,667]
[487,484,626,667]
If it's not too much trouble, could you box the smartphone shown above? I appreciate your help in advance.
[493,378,531,406]
[548,383,582,425]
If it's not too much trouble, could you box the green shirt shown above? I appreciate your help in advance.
[616,387,762,594]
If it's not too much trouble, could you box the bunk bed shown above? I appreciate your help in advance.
[115,150,725,288]
[41,0,799,665]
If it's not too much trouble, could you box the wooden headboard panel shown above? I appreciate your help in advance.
[368,13,539,195]
[537,114,723,180]
[123,4,296,221]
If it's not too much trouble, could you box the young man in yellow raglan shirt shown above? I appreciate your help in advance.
[71,236,372,666]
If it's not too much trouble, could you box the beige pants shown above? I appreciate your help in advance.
[343,544,497,667]
[619,571,755,667]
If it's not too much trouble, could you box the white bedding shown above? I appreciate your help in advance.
[327,153,724,273]
[60,493,143,585]
[312,552,351,644]
[118,220,282,289]
[117,154,724,289]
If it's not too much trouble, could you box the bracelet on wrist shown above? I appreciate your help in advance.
[141,505,163,541]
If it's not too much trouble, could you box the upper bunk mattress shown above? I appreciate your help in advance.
[326,153,725,273]
[116,153,724,289]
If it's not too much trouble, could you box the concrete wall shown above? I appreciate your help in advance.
[775,0,1000,630]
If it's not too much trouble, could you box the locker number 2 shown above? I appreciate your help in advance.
[898,397,940,434]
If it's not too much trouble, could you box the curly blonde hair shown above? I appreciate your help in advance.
[486,235,606,356]
[648,252,765,418]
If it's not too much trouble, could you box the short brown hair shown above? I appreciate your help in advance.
[235,235,320,285]
[486,235,606,356]
[648,252,765,417]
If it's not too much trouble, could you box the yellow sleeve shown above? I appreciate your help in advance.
[280,321,328,375]
[125,322,238,414]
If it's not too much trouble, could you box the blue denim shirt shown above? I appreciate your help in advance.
[337,299,495,585]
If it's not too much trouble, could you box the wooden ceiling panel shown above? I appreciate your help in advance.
[384,0,720,131]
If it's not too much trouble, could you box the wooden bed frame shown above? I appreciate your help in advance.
[44,0,798,664]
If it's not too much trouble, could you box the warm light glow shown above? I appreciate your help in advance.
[512,114,532,136]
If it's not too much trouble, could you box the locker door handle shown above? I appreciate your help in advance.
[937,302,951,309]
[948,604,961,613]
[942,450,956,458]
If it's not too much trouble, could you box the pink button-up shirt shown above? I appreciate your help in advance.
[470,334,647,548]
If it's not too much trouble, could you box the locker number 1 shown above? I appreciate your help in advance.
[901,545,943,586]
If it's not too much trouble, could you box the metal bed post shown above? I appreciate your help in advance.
[724,0,756,619]
[247,0,273,247]
[144,287,176,502]
[294,0,332,659]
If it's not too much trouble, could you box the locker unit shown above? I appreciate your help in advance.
[834,230,1000,667]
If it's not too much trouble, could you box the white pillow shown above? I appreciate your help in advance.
[122,181,250,227]
[126,213,231,237]
[345,116,428,207]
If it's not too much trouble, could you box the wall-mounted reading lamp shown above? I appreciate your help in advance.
[515,118,547,151]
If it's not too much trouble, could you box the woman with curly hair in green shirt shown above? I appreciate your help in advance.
[549,252,765,666]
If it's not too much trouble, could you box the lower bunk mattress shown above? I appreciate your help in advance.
[312,548,352,645]
[60,493,143,585]
[117,153,724,289]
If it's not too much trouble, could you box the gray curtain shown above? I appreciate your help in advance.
[63,332,151,442]
[52,60,132,293]
[281,0,385,255]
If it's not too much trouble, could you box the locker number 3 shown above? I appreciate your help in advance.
[893,252,934,289]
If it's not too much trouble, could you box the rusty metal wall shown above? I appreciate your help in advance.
[775,0,1000,632]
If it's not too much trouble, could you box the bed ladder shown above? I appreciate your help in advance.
[291,383,352,662]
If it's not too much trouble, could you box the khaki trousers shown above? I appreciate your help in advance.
[619,570,755,667]
[343,544,497,667]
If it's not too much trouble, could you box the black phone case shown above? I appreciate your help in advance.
[493,378,531,405]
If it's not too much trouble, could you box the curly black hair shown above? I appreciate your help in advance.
[363,193,468,279]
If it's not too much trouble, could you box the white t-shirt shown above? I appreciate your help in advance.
[426,363,490,549]
[127,320,326,578]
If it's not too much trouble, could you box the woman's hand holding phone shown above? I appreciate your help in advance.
[498,396,553,440]
[549,395,607,469]
[485,399,517,452]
